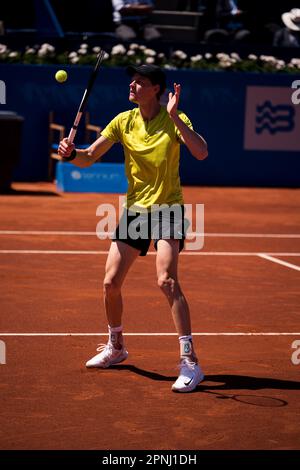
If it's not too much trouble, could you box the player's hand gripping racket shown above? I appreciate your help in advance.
[68,49,105,157]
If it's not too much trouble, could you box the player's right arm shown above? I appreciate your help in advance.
[58,135,114,168]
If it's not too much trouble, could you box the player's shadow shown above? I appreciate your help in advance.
[112,365,300,405]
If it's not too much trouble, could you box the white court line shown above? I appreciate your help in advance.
[258,254,300,272]
[1,332,300,336]
[0,250,300,256]
[0,230,300,239]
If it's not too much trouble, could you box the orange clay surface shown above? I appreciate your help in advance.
[0,183,299,450]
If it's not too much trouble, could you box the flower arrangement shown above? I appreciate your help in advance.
[0,42,300,73]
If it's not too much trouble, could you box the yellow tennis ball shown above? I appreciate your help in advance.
[55,70,68,83]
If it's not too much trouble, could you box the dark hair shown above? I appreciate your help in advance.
[126,64,166,100]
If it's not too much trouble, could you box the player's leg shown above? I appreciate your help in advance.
[104,240,140,328]
[86,240,140,368]
[156,239,204,392]
[156,239,191,337]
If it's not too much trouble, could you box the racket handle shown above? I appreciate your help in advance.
[68,127,77,144]
[68,111,83,143]
[66,130,77,160]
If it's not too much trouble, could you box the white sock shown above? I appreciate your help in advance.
[179,335,196,361]
[108,325,123,349]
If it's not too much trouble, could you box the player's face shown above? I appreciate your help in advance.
[129,74,159,104]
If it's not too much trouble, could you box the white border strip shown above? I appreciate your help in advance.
[0,230,300,239]
[0,250,300,256]
[258,254,300,272]
[1,332,300,336]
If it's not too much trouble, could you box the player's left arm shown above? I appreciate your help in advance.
[167,83,208,160]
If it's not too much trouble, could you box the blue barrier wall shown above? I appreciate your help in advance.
[0,63,299,186]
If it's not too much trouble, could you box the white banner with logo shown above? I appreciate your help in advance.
[244,86,300,151]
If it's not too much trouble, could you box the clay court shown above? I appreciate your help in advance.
[0,183,299,450]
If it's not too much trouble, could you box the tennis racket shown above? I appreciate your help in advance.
[68,49,105,146]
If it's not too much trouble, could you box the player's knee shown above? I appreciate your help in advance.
[157,272,177,292]
[103,277,120,296]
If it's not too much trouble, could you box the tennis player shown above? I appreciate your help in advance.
[58,64,208,392]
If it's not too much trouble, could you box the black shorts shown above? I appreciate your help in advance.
[113,205,189,256]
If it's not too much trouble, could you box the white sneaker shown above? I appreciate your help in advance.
[172,359,204,393]
[85,343,128,368]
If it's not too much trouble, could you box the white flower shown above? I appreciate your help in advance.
[144,48,156,57]
[158,53,165,59]
[127,50,135,56]
[37,49,48,57]
[190,55,203,63]
[248,54,257,61]
[275,60,285,70]
[291,58,300,65]
[103,52,110,60]
[163,64,177,70]
[219,60,232,68]
[145,56,155,64]
[78,48,87,55]
[230,52,241,61]
[139,45,146,51]
[173,50,187,60]
[205,53,213,59]
[25,48,35,55]
[68,52,78,59]
[71,56,79,64]
[111,44,126,55]
[216,53,229,60]
[80,43,88,49]
[93,47,101,53]
[260,55,276,64]
[40,43,55,53]
[0,44,7,54]
[129,43,139,50]
[8,51,18,58]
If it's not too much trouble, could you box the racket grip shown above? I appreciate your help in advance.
[68,127,77,144]
[68,111,83,143]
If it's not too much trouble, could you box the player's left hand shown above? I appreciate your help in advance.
[167,83,181,118]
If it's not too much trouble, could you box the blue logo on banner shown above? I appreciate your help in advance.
[255,101,295,134]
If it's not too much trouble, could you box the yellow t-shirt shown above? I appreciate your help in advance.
[101,106,193,211]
